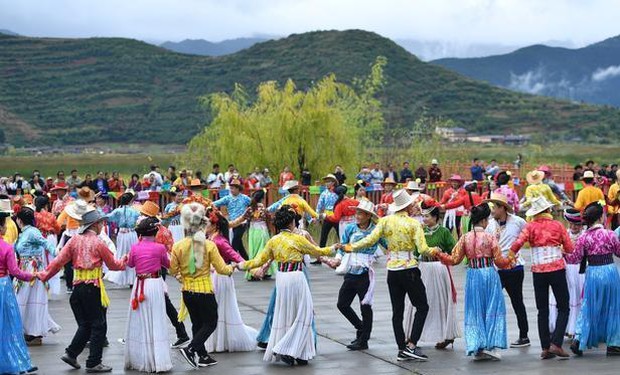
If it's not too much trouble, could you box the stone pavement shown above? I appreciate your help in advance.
[32,258,620,375]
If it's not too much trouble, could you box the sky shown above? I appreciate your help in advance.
[1,0,619,47]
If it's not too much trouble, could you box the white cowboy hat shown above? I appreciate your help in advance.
[525,196,555,217]
[582,170,595,179]
[355,199,378,218]
[77,209,108,234]
[389,189,414,212]
[0,199,12,215]
[65,200,93,221]
[431,159,438,165]
[405,181,422,191]
[282,180,300,191]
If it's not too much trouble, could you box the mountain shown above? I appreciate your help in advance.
[160,37,269,56]
[0,29,18,36]
[1,29,620,147]
[433,35,620,107]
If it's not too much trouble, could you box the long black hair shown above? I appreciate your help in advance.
[469,203,491,231]
[582,201,604,227]
[34,195,49,212]
[119,192,134,206]
[16,206,35,227]
[207,207,230,242]
[334,185,348,206]
[274,205,298,232]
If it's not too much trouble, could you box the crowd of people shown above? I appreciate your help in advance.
[1,157,620,374]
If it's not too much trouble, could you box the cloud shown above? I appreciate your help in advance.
[508,65,593,100]
[591,65,620,82]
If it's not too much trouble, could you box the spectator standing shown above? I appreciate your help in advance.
[428,159,442,182]
[572,165,583,182]
[415,163,428,183]
[207,164,225,189]
[383,163,399,182]
[259,169,273,188]
[400,162,413,183]
[334,165,347,185]
[278,166,295,188]
[301,168,312,186]
[65,170,82,191]
[370,163,383,184]
[470,159,484,181]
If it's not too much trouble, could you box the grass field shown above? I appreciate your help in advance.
[1,143,617,178]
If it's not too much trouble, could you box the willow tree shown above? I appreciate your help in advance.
[185,57,387,178]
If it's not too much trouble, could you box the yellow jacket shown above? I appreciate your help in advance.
[281,194,319,219]
[608,183,620,214]
[170,237,233,293]
[2,217,18,244]
[574,185,605,211]
[244,230,332,269]
[523,183,561,209]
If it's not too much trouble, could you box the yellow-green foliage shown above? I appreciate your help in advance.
[185,58,387,177]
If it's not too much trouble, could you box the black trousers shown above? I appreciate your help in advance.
[183,291,218,357]
[319,220,339,247]
[499,268,529,339]
[232,225,248,260]
[337,273,373,342]
[66,284,107,368]
[161,268,188,339]
[64,262,74,289]
[387,268,428,349]
[533,269,569,349]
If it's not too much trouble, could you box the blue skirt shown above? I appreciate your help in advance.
[576,264,620,349]
[0,276,33,373]
[463,267,507,355]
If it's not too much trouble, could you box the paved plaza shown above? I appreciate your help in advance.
[32,258,620,375]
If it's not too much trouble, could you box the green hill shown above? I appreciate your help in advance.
[1,29,619,147]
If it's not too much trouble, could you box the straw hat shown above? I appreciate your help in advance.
[356,199,378,218]
[526,170,545,185]
[0,199,12,217]
[77,209,107,234]
[405,180,422,191]
[65,200,92,221]
[77,186,95,202]
[389,189,414,212]
[483,192,513,213]
[381,177,397,186]
[525,196,555,217]
[282,180,300,191]
[50,182,69,192]
[139,200,160,218]
[322,174,338,183]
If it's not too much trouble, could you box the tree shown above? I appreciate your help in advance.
[0,128,5,144]
[185,57,387,179]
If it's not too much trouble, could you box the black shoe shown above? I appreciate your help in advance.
[19,366,39,374]
[310,260,322,265]
[257,342,268,350]
[281,355,295,366]
[570,340,583,356]
[402,345,429,361]
[85,364,112,373]
[179,347,197,368]
[296,358,308,366]
[607,346,620,356]
[197,354,218,367]
[510,337,531,348]
[397,351,411,361]
[347,341,369,351]
[61,353,81,369]
[171,336,190,349]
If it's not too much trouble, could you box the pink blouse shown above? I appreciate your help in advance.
[572,225,620,262]
[128,237,170,274]
[0,239,33,281]
[211,234,244,264]
[495,185,520,213]
[439,227,511,268]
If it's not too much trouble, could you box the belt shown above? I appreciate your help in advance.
[74,268,109,307]
[587,253,614,266]
[278,262,303,272]
[468,257,494,269]
[131,272,162,310]
[420,256,439,262]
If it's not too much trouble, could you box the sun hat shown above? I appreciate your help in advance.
[139,200,160,218]
[77,186,95,202]
[431,159,438,165]
[405,180,422,191]
[282,180,300,191]
[77,209,107,234]
[322,174,338,183]
[355,199,378,218]
[50,182,69,192]
[483,192,513,213]
[381,177,397,186]
[582,170,595,179]
[389,189,414,212]
[525,196,555,217]
[65,200,93,220]
[526,170,545,185]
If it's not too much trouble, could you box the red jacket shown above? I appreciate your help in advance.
[443,192,483,212]
[326,198,359,224]
[377,192,394,217]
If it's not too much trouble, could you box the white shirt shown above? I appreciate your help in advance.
[486,214,527,267]
[207,172,224,188]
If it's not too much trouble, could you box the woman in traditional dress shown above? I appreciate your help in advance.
[239,206,335,365]
[569,201,620,357]
[124,216,172,373]
[405,202,460,349]
[549,208,585,337]
[106,191,140,286]
[205,208,257,352]
[244,190,274,281]
[434,203,512,361]
[34,195,62,297]
[14,206,61,346]
[325,185,359,237]
[163,189,184,243]
[0,215,38,374]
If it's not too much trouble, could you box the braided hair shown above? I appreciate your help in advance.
[274,204,298,232]
[119,192,134,206]
[16,206,35,227]
[469,202,491,231]
[582,201,604,227]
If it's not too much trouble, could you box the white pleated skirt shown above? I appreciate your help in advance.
[264,271,316,362]
[206,273,257,353]
[169,224,184,244]
[105,231,137,286]
[124,278,172,373]
[549,263,584,335]
[404,262,461,343]
[43,234,62,297]
[16,262,61,337]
